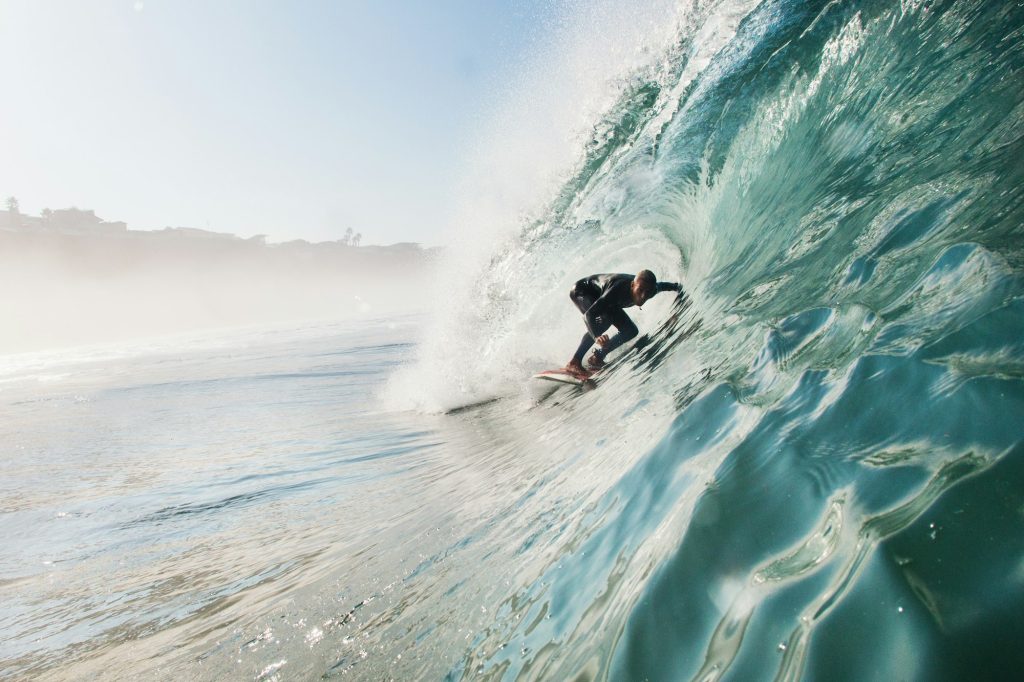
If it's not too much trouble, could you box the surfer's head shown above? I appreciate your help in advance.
[632,269,657,306]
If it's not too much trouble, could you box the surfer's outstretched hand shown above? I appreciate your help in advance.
[595,334,610,347]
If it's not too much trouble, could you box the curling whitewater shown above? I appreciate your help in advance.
[4,0,1024,680]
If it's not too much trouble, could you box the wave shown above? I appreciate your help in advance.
[388,0,1024,678]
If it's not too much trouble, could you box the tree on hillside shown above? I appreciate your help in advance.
[6,196,19,228]
[352,232,362,247]
[343,227,353,245]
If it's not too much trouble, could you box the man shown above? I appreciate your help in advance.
[565,269,682,379]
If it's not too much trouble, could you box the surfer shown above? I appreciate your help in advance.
[565,270,682,379]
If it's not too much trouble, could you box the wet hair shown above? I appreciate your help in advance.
[636,269,657,291]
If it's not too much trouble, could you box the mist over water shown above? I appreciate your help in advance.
[0,228,435,354]
[4,0,1024,680]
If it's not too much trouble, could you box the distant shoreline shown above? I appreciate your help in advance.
[1,206,441,354]
[2,205,442,258]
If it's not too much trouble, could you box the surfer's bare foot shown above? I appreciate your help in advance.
[587,351,605,371]
[565,359,591,379]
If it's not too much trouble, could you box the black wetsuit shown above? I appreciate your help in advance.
[569,273,682,365]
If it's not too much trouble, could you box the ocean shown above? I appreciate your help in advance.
[4,0,1024,679]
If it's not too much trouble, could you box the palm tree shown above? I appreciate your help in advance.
[352,232,362,247]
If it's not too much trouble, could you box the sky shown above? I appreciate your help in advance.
[0,0,562,245]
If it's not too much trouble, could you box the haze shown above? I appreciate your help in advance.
[0,0,557,245]
[0,1,563,352]
[0,208,442,353]
[0,0,683,353]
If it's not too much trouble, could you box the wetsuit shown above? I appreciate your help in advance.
[569,273,682,365]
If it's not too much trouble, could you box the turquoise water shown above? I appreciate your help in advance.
[4,0,1024,679]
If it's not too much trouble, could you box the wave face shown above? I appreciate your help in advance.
[392,0,1024,678]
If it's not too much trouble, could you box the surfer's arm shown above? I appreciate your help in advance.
[657,281,682,293]
[583,306,604,339]
[583,297,613,339]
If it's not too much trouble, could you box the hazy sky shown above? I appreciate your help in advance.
[0,0,561,245]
